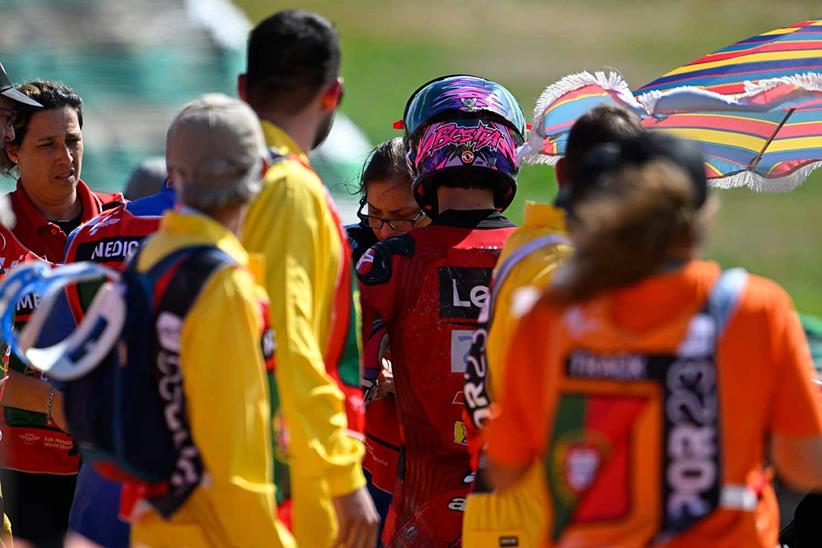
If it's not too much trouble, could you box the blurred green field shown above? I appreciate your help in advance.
[237,1,821,313]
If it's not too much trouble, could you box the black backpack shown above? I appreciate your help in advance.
[63,245,235,517]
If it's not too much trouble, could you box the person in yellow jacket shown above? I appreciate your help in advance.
[462,105,645,547]
[237,10,379,548]
[130,94,294,547]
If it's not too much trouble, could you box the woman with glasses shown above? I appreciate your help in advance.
[348,137,428,262]
[346,137,429,542]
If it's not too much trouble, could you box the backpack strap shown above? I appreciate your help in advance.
[119,244,237,518]
[464,234,569,469]
[152,247,235,317]
[706,267,748,338]
[704,268,755,513]
[488,234,569,322]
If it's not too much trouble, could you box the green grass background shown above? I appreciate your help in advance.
[237,1,821,314]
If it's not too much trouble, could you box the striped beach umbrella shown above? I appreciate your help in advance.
[520,20,822,191]
[637,19,822,95]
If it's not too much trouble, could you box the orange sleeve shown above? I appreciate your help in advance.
[485,300,555,468]
[766,286,822,437]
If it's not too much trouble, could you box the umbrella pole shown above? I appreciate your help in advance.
[748,108,795,170]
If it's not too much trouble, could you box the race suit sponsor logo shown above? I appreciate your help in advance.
[463,318,492,428]
[450,329,475,373]
[438,266,491,319]
[447,497,466,512]
[453,420,468,445]
[356,248,375,276]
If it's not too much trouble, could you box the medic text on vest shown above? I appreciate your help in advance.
[78,238,142,262]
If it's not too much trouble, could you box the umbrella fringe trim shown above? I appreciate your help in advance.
[531,70,639,121]
[638,86,744,114]
[524,70,638,165]
[743,72,822,95]
[517,142,559,166]
[524,69,822,176]
[638,72,822,113]
[710,161,822,192]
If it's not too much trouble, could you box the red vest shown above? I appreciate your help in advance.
[0,181,122,475]
[7,179,123,263]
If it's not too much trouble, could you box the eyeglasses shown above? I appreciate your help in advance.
[357,202,425,232]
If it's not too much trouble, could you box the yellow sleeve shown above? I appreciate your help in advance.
[242,164,364,497]
[178,266,291,546]
[486,242,572,398]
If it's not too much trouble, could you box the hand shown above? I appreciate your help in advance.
[374,358,394,399]
[377,333,390,365]
[332,486,379,548]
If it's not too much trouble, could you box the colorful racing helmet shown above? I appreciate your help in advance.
[402,75,526,215]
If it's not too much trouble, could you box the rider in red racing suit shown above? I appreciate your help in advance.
[358,212,515,546]
[357,74,526,547]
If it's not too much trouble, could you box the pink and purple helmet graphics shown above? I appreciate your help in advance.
[412,118,519,181]
[402,75,526,214]
[402,75,527,139]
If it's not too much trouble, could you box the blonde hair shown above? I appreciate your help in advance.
[547,159,716,305]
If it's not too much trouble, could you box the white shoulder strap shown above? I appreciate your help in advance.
[489,234,569,320]
[707,267,748,338]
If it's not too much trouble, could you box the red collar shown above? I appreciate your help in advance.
[10,178,105,229]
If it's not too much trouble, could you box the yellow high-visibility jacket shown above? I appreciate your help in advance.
[464,202,571,548]
[131,210,293,548]
[242,122,365,547]
[485,202,571,388]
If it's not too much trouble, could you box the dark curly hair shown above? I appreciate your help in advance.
[1,80,83,175]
